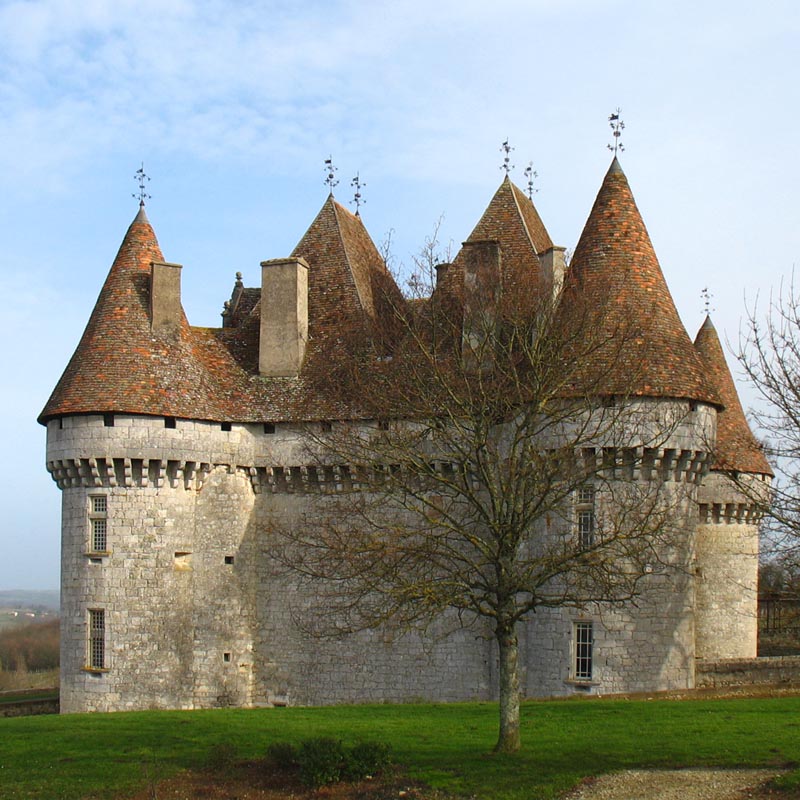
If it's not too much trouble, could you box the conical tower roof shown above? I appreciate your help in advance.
[39,205,224,423]
[694,315,772,475]
[561,158,719,404]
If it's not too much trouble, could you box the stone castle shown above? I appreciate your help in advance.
[40,156,771,713]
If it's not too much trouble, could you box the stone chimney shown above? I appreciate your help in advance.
[259,257,309,377]
[461,240,501,372]
[539,245,566,301]
[150,261,183,338]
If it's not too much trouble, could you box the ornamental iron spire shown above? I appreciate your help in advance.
[500,139,514,175]
[324,156,339,192]
[350,172,366,215]
[701,287,715,316]
[523,162,538,200]
[607,108,625,156]
[133,163,151,206]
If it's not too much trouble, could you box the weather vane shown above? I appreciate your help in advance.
[324,156,339,192]
[523,162,538,200]
[701,287,715,316]
[500,139,514,175]
[350,173,366,215]
[607,109,625,156]
[133,163,151,206]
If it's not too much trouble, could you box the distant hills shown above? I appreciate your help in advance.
[0,590,59,612]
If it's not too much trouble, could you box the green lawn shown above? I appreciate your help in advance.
[1,695,799,799]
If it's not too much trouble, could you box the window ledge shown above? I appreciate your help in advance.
[564,679,600,689]
[82,666,110,674]
[83,551,111,558]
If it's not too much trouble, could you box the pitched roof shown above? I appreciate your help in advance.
[561,158,719,404]
[40,197,403,425]
[694,315,772,475]
[440,176,554,302]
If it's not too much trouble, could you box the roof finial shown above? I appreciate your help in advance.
[324,156,339,193]
[133,162,151,206]
[500,139,514,175]
[607,108,625,156]
[350,172,366,216]
[523,162,538,200]
[701,287,715,316]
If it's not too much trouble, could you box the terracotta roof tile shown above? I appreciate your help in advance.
[449,176,554,296]
[694,315,772,475]
[561,158,720,405]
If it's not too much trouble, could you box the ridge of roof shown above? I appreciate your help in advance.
[562,158,720,405]
[694,315,772,475]
[38,207,224,423]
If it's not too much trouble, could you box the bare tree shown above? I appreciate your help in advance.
[738,278,800,560]
[271,236,696,753]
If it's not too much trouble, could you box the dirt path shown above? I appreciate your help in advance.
[563,768,785,800]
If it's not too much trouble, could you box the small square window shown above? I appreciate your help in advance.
[91,496,107,514]
[164,417,176,429]
[263,423,276,434]
[378,420,390,431]
[320,421,332,433]
[221,422,232,432]
[224,555,234,565]
[103,413,115,427]
[223,652,231,663]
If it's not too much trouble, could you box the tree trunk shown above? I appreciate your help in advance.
[494,627,521,753]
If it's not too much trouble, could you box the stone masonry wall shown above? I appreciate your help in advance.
[49,405,716,712]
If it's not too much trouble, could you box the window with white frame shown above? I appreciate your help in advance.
[88,495,108,553]
[88,609,106,669]
[575,486,595,548]
[573,621,593,681]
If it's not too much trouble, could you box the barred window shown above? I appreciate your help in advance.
[573,621,593,681]
[91,519,108,552]
[88,495,108,553]
[575,486,595,548]
[88,609,106,669]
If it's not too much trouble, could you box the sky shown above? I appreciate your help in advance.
[1,0,798,591]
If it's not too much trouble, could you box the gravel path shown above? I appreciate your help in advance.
[563,768,783,800]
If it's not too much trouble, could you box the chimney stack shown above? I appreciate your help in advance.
[461,240,501,372]
[259,257,309,377]
[150,261,183,338]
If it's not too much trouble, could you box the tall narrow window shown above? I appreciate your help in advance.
[576,486,595,548]
[88,609,106,669]
[89,495,108,553]
[573,621,593,681]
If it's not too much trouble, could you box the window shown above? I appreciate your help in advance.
[88,609,106,669]
[221,422,232,432]
[103,413,114,427]
[573,621,593,681]
[88,495,108,553]
[164,416,176,429]
[575,486,595,548]
[263,423,276,434]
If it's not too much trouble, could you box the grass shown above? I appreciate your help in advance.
[1,695,800,799]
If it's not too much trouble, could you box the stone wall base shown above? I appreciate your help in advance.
[697,656,800,688]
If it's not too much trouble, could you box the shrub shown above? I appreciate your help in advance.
[343,740,392,781]
[206,741,238,772]
[265,741,298,769]
[298,737,347,787]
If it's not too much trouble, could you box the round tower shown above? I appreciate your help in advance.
[693,315,772,660]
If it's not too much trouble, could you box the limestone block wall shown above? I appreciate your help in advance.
[48,406,714,713]
[694,473,762,661]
